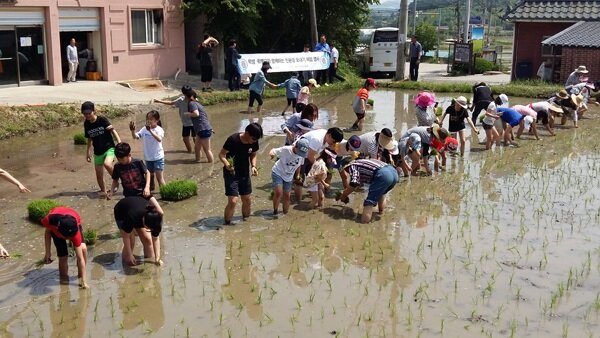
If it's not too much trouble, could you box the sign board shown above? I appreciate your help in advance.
[238,51,330,74]
[454,43,472,64]
[19,36,32,47]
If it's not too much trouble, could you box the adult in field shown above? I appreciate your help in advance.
[219,123,263,225]
[337,159,399,223]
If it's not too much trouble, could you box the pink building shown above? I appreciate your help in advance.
[0,0,185,86]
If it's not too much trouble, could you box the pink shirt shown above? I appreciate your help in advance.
[512,105,537,119]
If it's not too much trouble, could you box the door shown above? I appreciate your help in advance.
[0,28,17,86]
[16,26,46,82]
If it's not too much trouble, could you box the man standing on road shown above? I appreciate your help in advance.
[314,35,330,85]
[409,35,422,81]
[66,38,78,83]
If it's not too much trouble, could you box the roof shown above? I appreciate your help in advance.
[542,21,600,47]
[504,1,600,22]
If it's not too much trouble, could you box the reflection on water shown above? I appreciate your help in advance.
[0,90,599,337]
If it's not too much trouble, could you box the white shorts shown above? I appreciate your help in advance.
[307,183,319,192]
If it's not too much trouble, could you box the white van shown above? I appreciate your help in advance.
[361,27,400,77]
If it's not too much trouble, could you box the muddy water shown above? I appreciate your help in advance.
[1,90,600,337]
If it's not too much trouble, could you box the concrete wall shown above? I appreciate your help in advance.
[511,22,572,80]
[560,47,600,83]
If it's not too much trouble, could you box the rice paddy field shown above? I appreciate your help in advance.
[0,89,599,337]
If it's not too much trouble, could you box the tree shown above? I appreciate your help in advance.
[414,22,438,54]
[181,0,378,59]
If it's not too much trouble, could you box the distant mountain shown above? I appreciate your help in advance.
[370,0,403,10]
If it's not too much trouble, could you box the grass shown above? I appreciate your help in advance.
[166,61,364,106]
[27,199,63,224]
[83,229,98,245]
[73,133,87,145]
[380,79,562,99]
[0,104,130,140]
[159,179,198,201]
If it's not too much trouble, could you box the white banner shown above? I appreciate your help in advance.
[238,52,330,74]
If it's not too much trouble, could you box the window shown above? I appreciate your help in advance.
[372,30,399,43]
[131,9,163,45]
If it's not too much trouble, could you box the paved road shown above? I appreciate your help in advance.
[0,63,510,106]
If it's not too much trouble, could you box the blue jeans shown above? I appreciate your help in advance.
[271,171,293,192]
[146,158,165,172]
[364,165,398,206]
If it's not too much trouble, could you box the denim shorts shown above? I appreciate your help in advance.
[146,158,165,172]
[271,171,293,192]
[364,165,399,206]
[197,129,213,139]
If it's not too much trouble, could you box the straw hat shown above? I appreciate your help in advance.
[378,132,395,150]
[575,65,589,73]
[571,93,584,108]
[556,89,569,100]
[432,125,449,141]
[548,103,563,114]
[455,96,468,109]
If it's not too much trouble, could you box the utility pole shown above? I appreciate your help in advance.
[395,0,409,80]
[309,0,318,48]
[413,0,417,34]
[464,0,472,43]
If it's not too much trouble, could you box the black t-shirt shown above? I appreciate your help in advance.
[112,159,147,197]
[473,85,493,103]
[199,46,213,67]
[445,105,469,132]
[84,116,116,155]
[114,196,151,234]
[222,133,259,178]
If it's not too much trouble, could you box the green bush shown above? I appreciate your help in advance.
[83,229,98,245]
[73,133,86,145]
[27,199,63,224]
[159,179,198,201]
[473,58,499,74]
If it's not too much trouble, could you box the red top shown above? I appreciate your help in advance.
[356,88,369,101]
[41,207,83,247]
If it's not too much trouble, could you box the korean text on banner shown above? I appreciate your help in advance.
[238,52,330,74]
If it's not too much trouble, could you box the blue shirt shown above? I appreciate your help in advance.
[249,70,267,95]
[497,107,523,127]
[314,42,330,54]
[188,100,212,132]
[278,76,301,99]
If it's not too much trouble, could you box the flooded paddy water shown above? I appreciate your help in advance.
[1,89,600,337]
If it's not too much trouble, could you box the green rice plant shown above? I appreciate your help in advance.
[367,99,374,106]
[27,199,63,224]
[159,179,197,201]
[73,133,87,145]
[83,229,98,245]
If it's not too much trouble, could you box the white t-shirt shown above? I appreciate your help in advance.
[358,131,379,158]
[305,158,327,190]
[271,146,305,182]
[331,47,339,63]
[136,126,165,161]
[300,129,327,153]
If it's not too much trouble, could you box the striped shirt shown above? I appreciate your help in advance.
[345,159,387,187]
